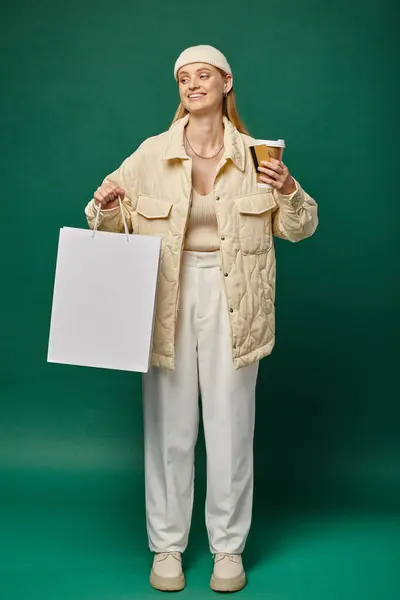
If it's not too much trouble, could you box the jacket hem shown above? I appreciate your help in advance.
[151,352,175,371]
[232,338,275,369]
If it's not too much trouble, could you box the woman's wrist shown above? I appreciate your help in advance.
[95,198,120,210]
[279,177,297,196]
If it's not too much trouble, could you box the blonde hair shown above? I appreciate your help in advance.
[170,71,250,135]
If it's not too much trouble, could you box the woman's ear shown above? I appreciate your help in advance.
[224,74,233,95]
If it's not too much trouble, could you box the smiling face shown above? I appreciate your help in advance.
[177,62,232,115]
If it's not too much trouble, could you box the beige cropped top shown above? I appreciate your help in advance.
[184,189,220,252]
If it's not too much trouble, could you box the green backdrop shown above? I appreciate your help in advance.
[1,0,399,598]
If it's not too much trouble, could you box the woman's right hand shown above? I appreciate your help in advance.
[94,180,125,210]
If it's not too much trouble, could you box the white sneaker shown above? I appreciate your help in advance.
[150,551,185,591]
[210,553,246,592]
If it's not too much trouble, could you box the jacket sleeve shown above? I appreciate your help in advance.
[271,178,318,242]
[84,144,143,233]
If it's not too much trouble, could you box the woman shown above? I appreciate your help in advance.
[85,45,318,593]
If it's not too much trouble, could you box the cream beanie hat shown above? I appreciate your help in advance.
[174,45,232,81]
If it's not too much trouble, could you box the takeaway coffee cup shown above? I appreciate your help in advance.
[250,139,286,189]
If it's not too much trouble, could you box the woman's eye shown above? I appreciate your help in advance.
[200,74,208,79]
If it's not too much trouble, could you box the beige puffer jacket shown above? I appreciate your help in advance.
[85,114,318,370]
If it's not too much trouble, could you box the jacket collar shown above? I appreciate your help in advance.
[163,113,246,172]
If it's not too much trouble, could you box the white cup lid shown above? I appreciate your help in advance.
[254,139,285,147]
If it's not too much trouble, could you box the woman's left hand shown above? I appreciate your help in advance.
[258,159,297,195]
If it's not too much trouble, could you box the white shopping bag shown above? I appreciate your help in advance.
[47,198,161,372]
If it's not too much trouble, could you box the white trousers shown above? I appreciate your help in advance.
[142,251,259,555]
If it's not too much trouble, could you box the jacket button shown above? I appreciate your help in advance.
[221,236,225,241]
[224,272,228,277]
[230,308,234,313]
[216,196,220,201]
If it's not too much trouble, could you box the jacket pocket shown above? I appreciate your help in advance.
[234,192,276,255]
[136,195,173,236]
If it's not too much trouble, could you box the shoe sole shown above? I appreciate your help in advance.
[210,573,247,593]
[150,569,186,592]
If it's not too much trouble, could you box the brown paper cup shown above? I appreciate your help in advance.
[266,145,284,161]
[250,139,286,188]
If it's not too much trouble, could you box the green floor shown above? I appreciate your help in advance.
[2,469,399,600]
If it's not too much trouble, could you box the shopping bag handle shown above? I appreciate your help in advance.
[92,195,130,242]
